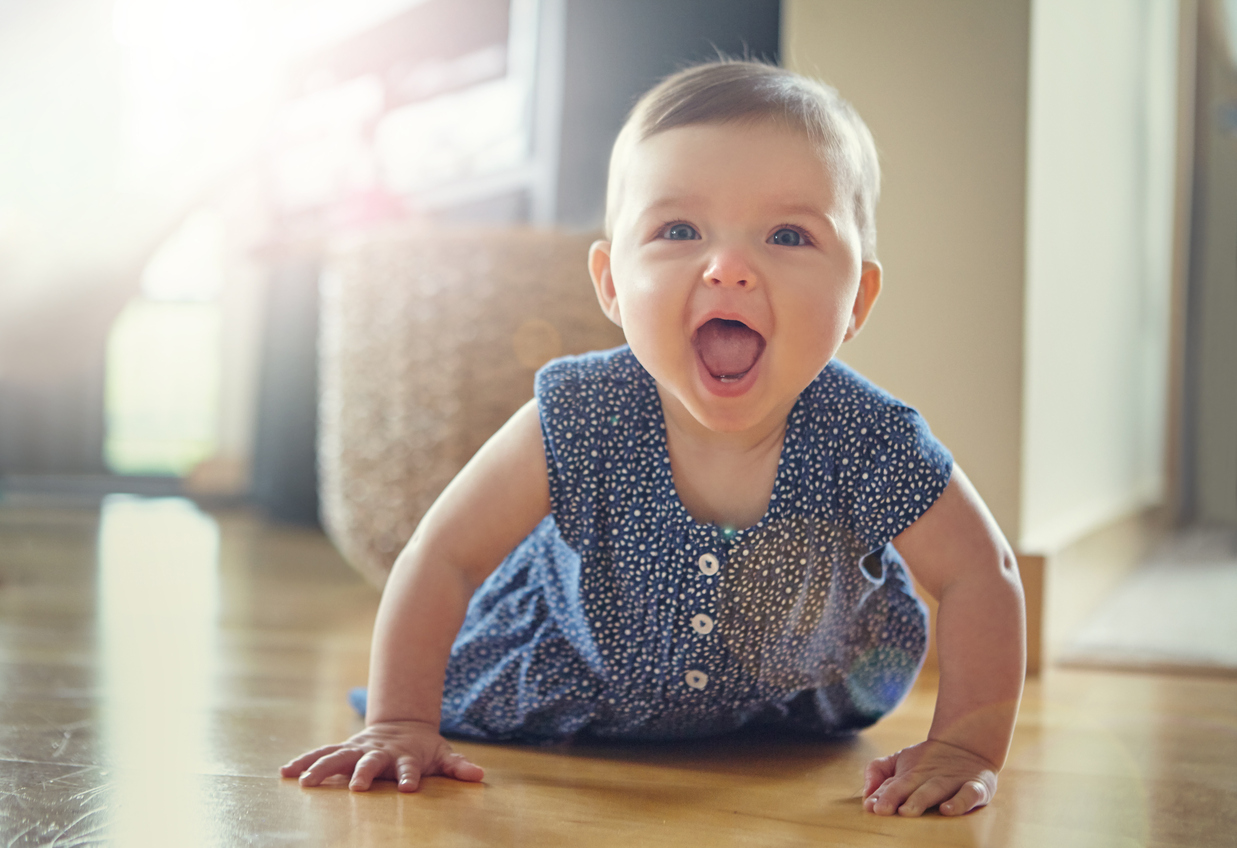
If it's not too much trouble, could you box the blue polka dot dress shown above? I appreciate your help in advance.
[437,346,952,742]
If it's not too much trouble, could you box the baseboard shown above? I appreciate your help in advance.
[1030,505,1171,668]
[0,473,250,511]
[0,473,184,500]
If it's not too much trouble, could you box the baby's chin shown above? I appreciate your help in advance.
[653,378,796,439]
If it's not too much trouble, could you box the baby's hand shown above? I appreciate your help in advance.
[280,720,484,792]
[862,739,997,817]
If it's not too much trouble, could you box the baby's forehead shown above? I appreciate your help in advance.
[613,120,848,216]
[630,117,834,170]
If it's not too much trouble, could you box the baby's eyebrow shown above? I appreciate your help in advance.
[639,195,706,215]
[639,197,830,218]
[769,202,832,221]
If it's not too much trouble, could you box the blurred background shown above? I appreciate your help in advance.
[0,0,781,522]
[0,0,1232,570]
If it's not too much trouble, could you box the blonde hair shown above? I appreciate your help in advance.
[605,60,881,261]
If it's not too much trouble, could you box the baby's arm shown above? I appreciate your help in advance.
[863,465,1025,817]
[280,399,551,792]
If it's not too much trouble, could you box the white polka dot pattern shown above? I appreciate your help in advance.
[439,346,952,742]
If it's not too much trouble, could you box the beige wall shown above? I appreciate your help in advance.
[783,0,1032,541]
[1020,0,1180,551]
[785,0,1183,553]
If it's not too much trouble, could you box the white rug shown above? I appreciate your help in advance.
[1061,527,1237,674]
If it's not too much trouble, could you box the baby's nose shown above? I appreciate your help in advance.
[704,250,754,287]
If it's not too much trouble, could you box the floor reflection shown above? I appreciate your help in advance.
[96,495,220,845]
[2,499,1232,846]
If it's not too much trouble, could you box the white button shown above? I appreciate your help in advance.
[697,553,719,576]
[685,670,709,690]
[690,613,714,635]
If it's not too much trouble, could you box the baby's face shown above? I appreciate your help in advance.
[590,120,881,436]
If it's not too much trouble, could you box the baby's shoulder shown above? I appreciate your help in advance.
[800,362,953,548]
[796,359,950,473]
[534,345,653,442]
[536,345,639,402]
[805,360,919,431]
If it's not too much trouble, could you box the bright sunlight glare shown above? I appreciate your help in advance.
[96,495,220,844]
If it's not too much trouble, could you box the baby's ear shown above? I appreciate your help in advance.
[589,240,623,327]
[844,260,882,341]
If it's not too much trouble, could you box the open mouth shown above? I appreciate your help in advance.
[693,318,766,383]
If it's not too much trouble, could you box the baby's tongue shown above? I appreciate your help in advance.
[694,318,764,379]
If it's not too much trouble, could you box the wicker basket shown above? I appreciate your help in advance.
[318,227,627,588]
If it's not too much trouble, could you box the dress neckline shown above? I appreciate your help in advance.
[629,357,804,540]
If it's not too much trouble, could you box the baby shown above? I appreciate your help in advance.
[282,60,1026,818]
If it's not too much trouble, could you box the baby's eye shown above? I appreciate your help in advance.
[769,228,806,247]
[662,223,699,241]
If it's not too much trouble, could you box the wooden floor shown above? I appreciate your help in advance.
[1,495,1234,847]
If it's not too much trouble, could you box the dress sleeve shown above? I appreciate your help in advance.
[840,403,953,551]
[533,358,593,550]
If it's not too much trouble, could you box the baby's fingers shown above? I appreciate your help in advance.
[862,754,898,798]
[864,777,913,816]
[438,752,485,783]
[894,776,957,817]
[298,748,365,787]
[349,750,393,792]
[280,745,342,778]
[396,755,425,793]
[398,752,484,792]
[939,779,992,817]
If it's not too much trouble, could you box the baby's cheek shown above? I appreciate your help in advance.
[618,296,677,346]
[623,329,679,383]
[791,304,848,358]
